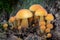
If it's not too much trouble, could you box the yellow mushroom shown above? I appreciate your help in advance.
[9,16,15,23]
[45,28,51,33]
[40,25,46,32]
[46,33,52,38]
[35,8,47,26]
[15,9,33,28]
[35,8,47,17]
[29,4,43,12]
[3,23,8,30]
[29,4,46,22]
[45,14,54,23]
[9,16,16,29]
[46,23,53,29]
[39,21,46,26]
[15,11,21,27]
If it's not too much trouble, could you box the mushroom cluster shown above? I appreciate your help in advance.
[29,4,54,39]
[2,4,54,40]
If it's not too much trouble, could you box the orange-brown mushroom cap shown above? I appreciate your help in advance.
[3,23,8,28]
[15,9,33,19]
[46,23,53,29]
[45,28,51,33]
[40,25,46,31]
[29,4,43,11]
[39,21,46,26]
[9,16,15,23]
[35,8,47,16]
[45,14,54,21]
[47,33,52,38]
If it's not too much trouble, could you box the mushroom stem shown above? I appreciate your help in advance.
[40,16,44,21]
[47,21,51,24]
[17,20,20,26]
[39,16,44,26]
[21,18,28,28]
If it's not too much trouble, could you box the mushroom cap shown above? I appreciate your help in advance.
[9,16,15,23]
[39,21,46,26]
[15,9,33,19]
[45,28,50,33]
[40,25,46,31]
[47,33,52,38]
[45,14,54,21]
[35,8,47,16]
[47,23,53,29]
[29,4,43,11]
[3,23,8,28]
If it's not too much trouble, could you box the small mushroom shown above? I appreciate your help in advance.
[29,4,43,12]
[16,9,33,28]
[46,23,53,29]
[9,16,16,29]
[39,21,46,26]
[45,28,51,33]
[45,14,54,23]
[40,25,46,33]
[46,33,52,38]
[35,8,47,26]
[3,23,8,30]
[9,16,15,23]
